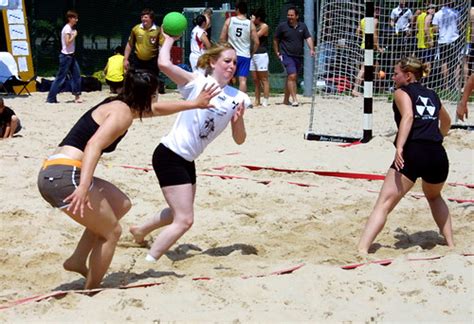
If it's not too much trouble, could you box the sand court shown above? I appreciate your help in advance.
[0,90,472,321]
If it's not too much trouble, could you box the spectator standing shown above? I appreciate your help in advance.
[123,9,160,77]
[104,46,125,94]
[432,1,461,90]
[219,1,259,93]
[46,10,82,104]
[273,6,314,107]
[250,8,270,107]
[0,98,21,139]
[189,14,211,72]
[390,1,414,57]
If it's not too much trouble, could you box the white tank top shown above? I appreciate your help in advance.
[161,73,251,161]
[228,16,251,57]
[190,25,207,55]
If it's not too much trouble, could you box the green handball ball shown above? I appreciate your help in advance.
[162,12,188,36]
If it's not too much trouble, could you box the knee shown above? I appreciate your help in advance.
[11,115,18,123]
[121,198,132,216]
[288,74,297,81]
[175,214,194,232]
[108,223,122,242]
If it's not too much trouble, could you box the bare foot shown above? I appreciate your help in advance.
[129,225,147,246]
[74,98,84,103]
[63,257,88,277]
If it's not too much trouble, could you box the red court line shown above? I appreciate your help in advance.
[341,253,474,270]
[214,165,473,188]
[0,264,303,310]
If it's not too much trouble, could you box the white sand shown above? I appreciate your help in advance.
[0,89,472,322]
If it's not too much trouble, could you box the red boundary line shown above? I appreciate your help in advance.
[0,264,304,310]
[341,253,474,270]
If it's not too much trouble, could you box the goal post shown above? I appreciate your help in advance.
[305,0,472,142]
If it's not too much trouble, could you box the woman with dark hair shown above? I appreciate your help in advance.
[189,14,211,71]
[37,70,219,289]
[250,8,270,107]
[358,56,453,254]
[130,33,250,264]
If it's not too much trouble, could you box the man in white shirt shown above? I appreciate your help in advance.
[432,1,461,90]
[390,0,415,57]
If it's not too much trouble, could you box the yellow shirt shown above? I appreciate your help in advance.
[416,12,434,49]
[105,54,124,82]
[128,24,160,61]
[360,18,366,49]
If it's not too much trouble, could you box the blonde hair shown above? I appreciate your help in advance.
[396,56,430,80]
[197,43,235,76]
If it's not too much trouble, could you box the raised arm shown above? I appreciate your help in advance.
[158,33,195,86]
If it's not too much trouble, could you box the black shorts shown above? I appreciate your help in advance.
[390,141,449,184]
[152,143,196,188]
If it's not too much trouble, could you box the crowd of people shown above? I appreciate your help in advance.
[0,2,470,290]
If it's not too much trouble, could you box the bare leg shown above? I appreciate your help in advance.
[147,184,196,260]
[251,71,260,106]
[287,73,298,104]
[63,229,96,277]
[283,75,290,105]
[422,180,454,248]
[358,169,414,253]
[130,208,174,244]
[259,71,270,106]
[63,178,131,286]
[238,76,247,93]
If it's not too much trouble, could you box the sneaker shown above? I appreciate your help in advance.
[291,102,299,107]
[262,98,268,107]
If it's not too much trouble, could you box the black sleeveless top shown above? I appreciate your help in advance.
[392,82,443,144]
[59,98,128,154]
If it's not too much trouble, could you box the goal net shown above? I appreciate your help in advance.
[306,0,472,142]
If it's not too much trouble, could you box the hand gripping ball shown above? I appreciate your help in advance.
[162,12,188,37]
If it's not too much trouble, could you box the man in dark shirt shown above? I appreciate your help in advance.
[273,6,314,107]
[0,98,21,139]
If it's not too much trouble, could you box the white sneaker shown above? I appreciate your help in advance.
[262,98,268,107]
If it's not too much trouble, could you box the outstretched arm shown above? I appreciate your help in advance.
[149,84,220,116]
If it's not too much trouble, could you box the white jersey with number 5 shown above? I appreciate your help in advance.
[228,16,251,58]
[161,73,251,161]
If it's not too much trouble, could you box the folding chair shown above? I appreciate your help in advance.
[4,74,37,95]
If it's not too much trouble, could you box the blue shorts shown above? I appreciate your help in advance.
[235,56,251,77]
[281,54,302,75]
[416,48,435,63]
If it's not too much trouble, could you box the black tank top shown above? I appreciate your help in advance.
[59,98,128,153]
[392,82,443,144]
[255,24,268,54]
